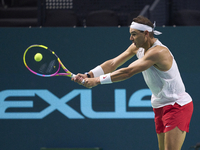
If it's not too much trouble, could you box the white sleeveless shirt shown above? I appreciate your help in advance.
[136,39,192,108]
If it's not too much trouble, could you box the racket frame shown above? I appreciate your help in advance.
[23,44,75,77]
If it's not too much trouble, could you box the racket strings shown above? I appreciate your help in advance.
[25,46,59,75]
[39,64,47,73]
[38,60,58,74]
[46,60,56,73]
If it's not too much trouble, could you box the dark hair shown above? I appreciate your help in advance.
[132,16,154,37]
[133,16,154,28]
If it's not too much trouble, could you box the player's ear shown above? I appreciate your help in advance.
[144,30,149,36]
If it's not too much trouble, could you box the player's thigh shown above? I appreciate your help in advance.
[157,133,164,150]
[165,127,186,150]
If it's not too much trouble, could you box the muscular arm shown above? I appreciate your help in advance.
[88,43,138,77]
[83,46,172,88]
[110,46,172,82]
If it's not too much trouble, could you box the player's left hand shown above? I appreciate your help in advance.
[82,77,100,88]
[72,73,86,85]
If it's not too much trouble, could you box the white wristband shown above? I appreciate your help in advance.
[90,65,104,77]
[100,73,112,84]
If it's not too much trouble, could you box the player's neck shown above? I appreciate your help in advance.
[143,38,157,52]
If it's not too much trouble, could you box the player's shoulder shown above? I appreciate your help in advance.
[149,45,169,55]
[145,45,170,61]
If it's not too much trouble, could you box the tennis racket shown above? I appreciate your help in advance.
[23,44,76,78]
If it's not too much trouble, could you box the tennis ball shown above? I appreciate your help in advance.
[34,53,43,62]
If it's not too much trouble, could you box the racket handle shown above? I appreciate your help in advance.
[71,73,76,78]
[71,73,85,84]
[71,74,85,84]
[81,79,85,84]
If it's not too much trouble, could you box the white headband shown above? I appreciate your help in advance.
[130,21,162,35]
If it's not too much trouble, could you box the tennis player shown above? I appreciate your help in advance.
[73,16,193,150]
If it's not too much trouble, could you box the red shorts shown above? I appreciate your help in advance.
[153,101,193,134]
